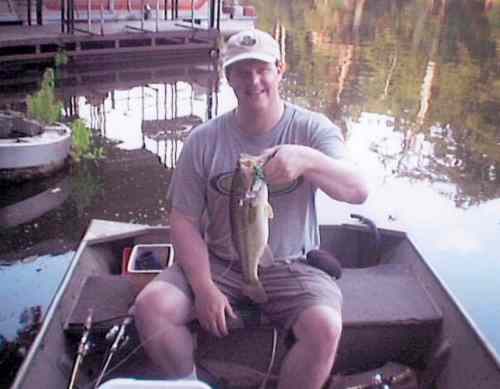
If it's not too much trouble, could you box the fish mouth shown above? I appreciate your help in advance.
[250,176,264,193]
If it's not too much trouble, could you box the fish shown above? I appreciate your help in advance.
[230,153,274,303]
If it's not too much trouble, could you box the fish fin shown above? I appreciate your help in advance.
[259,245,274,267]
[242,281,268,303]
[266,203,274,219]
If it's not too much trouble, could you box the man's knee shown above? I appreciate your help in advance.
[134,281,192,325]
[294,305,342,357]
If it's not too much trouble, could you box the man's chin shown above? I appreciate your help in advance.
[243,97,268,111]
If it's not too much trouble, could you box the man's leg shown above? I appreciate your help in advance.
[277,305,342,389]
[134,280,196,377]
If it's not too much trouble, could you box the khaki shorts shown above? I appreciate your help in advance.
[156,255,343,330]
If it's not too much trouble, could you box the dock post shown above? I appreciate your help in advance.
[68,0,72,34]
[141,0,144,30]
[61,0,65,33]
[100,0,104,35]
[27,0,32,26]
[70,0,75,34]
[156,0,159,32]
[36,0,43,25]
[88,0,92,32]
[209,0,214,28]
[191,0,194,27]
[216,0,220,31]
[72,0,76,34]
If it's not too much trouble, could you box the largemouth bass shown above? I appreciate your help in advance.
[230,154,274,303]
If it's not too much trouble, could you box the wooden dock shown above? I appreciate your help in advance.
[0,17,255,63]
[0,53,218,107]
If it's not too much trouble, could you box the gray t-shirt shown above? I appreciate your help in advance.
[167,102,346,263]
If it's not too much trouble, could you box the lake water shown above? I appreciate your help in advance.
[1,0,500,385]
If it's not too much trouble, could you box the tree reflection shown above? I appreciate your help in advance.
[252,0,500,207]
[0,306,42,388]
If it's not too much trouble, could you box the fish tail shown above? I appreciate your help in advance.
[242,281,268,303]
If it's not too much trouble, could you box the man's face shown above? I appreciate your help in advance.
[226,59,283,111]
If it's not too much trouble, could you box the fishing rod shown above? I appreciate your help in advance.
[344,367,415,389]
[94,316,132,388]
[68,309,94,389]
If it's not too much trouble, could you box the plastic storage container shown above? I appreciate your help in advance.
[127,244,174,273]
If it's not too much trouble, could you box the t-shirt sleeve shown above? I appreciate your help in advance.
[309,113,347,159]
[166,133,206,219]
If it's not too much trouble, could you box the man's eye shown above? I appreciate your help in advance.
[236,71,250,78]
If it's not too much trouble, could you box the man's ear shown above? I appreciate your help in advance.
[224,66,231,81]
[277,61,287,75]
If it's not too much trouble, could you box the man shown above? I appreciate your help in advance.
[134,29,368,389]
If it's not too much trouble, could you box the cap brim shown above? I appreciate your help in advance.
[223,52,277,68]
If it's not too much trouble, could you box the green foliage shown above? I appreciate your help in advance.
[26,68,63,125]
[54,50,69,67]
[70,119,105,162]
[71,161,104,218]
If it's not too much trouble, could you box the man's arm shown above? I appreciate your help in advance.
[170,208,236,337]
[263,145,368,204]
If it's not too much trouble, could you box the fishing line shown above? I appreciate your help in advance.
[82,319,278,389]
[81,322,174,389]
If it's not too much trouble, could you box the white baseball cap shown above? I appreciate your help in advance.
[222,29,281,68]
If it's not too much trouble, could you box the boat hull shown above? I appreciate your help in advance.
[9,219,500,389]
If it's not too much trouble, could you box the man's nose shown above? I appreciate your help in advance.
[246,70,260,84]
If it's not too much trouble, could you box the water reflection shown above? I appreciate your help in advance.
[0,306,42,388]
[0,252,73,387]
[255,0,500,207]
[253,0,500,354]
[66,59,220,167]
[0,55,222,387]
[0,57,220,259]
[0,0,500,383]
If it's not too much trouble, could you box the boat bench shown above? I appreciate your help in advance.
[195,263,443,374]
[65,263,443,372]
[336,263,443,370]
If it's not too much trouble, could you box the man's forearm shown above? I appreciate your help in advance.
[303,148,368,204]
[170,209,214,295]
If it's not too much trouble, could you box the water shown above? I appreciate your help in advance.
[1,0,500,385]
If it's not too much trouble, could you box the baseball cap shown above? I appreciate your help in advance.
[222,29,281,68]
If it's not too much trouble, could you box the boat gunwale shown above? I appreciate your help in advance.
[10,219,500,388]
[9,219,159,389]
[9,228,88,389]
[342,221,500,369]
[403,230,500,370]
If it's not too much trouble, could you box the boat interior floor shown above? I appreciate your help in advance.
[63,263,443,386]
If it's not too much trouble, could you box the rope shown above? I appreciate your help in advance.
[258,327,279,389]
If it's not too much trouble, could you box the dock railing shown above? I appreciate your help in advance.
[125,0,162,33]
[70,0,106,36]
[57,0,222,36]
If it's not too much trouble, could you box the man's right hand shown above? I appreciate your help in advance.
[194,282,237,338]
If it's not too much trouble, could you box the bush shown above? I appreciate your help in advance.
[26,69,63,125]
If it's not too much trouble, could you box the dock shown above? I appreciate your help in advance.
[0,1,256,63]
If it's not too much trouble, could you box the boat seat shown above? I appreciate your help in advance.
[64,275,138,336]
[65,263,443,371]
[196,263,444,374]
[336,263,443,370]
[65,262,442,333]
[340,263,442,326]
